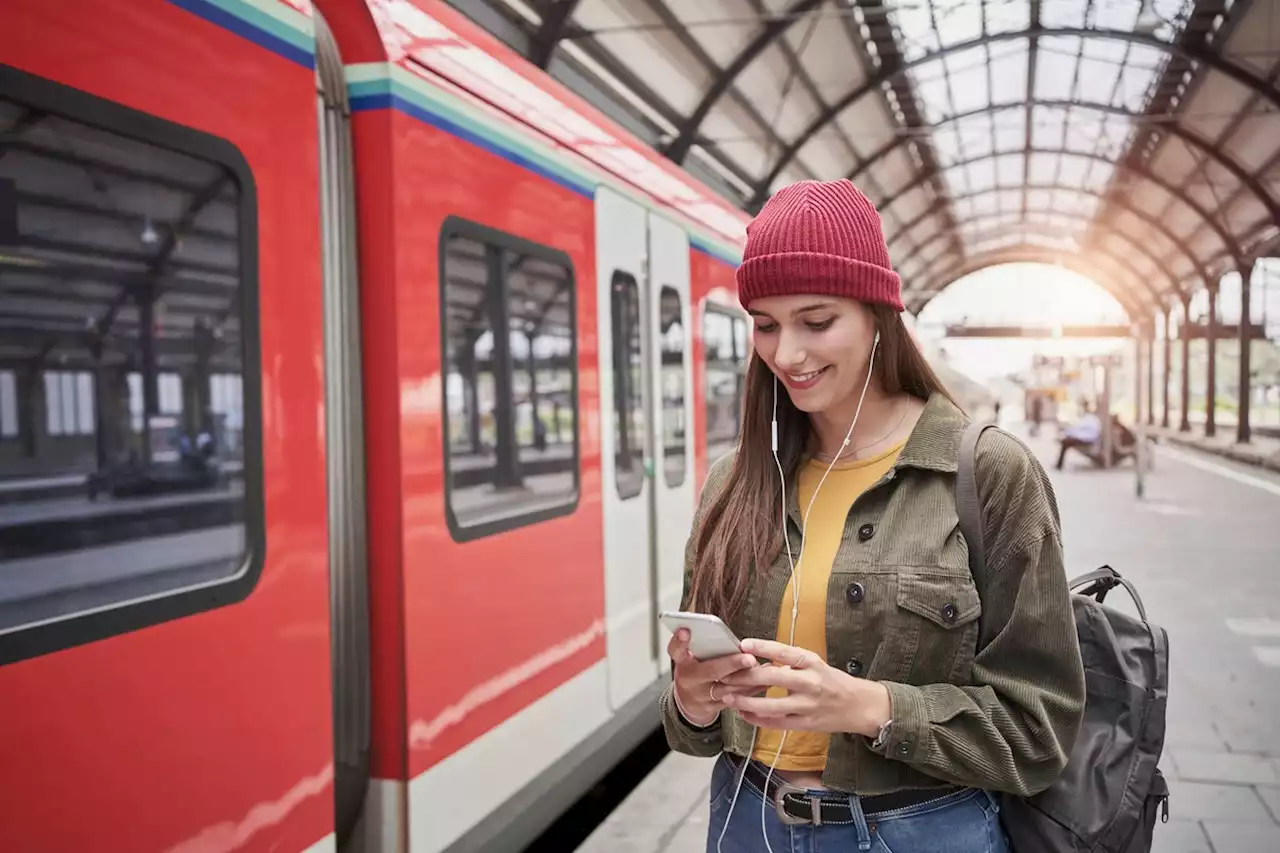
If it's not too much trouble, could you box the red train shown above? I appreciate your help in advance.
[0,1,756,851]
[0,2,987,851]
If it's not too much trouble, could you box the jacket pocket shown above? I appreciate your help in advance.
[893,571,983,683]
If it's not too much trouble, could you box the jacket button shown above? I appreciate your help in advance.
[845,582,865,604]
[845,658,864,677]
[940,603,958,623]
[857,523,875,541]
[897,741,911,755]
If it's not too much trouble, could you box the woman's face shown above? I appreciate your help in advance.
[747,294,877,414]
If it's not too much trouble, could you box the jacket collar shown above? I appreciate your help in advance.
[895,390,968,474]
[782,390,968,529]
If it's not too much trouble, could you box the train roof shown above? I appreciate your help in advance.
[378,1,752,263]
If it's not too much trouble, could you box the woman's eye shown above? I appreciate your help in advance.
[805,318,835,331]
[754,323,778,334]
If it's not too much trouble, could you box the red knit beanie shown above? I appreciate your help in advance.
[735,179,903,312]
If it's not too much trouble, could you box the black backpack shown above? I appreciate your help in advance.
[957,422,1171,852]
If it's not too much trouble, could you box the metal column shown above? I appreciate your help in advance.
[1238,262,1254,444]
[1205,282,1218,439]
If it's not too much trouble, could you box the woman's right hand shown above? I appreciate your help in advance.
[668,628,761,726]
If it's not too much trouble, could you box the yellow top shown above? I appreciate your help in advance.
[749,440,906,771]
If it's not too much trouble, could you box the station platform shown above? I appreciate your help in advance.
[576,426,1280,853]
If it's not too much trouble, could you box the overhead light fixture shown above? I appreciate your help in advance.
[1135,0,1163,34]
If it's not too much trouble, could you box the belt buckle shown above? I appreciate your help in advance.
[772,781,815,826]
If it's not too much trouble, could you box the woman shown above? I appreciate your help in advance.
[660,179,1085,852]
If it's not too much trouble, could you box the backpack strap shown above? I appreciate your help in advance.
[957,421,999,649]
[1070,565,1149,623]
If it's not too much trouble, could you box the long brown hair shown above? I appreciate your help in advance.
[686,304,957,622]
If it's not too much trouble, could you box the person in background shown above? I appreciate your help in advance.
[1056,401,1101,470]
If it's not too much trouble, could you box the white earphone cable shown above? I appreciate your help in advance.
[717,331,881,853]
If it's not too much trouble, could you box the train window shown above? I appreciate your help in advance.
[0,65,261,664]
[703,305,748,465]
[659,287,685,488]
[43,371,96,436]
[0,372,17,438]
[611,271,645,500]
[440,219,579,541]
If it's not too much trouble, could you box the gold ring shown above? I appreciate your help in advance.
[709,682,720,703]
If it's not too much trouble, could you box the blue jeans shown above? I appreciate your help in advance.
[706,753,1011,853]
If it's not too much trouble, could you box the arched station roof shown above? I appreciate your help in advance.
[458,0,1280,317]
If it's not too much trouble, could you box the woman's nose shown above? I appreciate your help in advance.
[774,329,806,369]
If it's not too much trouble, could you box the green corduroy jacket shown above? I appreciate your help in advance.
[659,391,1086,797]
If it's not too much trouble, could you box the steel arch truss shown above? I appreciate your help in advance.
[896,209,1174,305]
[734,24,1278,202]
[874,146,1242,303]
[888,182,1213,301]
[907,248,1148,320]
[842,98,1280,240]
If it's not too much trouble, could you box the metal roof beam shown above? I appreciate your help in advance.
[895,209,1175,303]
[527,0,584,69]
[1022,1,1041,219]
[662,0,823,163]
[845,0,965,261]
[873,146,1242,268]
[751,25,1280,203]
[887,183,1207,297]
[909,249,1146,319]
[631,0,810,187]
[839,98,1279,228]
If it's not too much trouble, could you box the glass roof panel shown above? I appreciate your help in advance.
[967,157,998,195]
[947,49,991,116]
[1042,0,1089,29]
[1027,188,1054,209]
[997,188,1022,212]
[1030,105,1068,150]
[1057,154,1093,188]
[891,0,939,61]
[986,0,1031,35]
[1075,54,1124,102]
[932,124,963,166]
[933,0,983,48]
[988,43,1029,106]
[992,106,1026,152]
[1035,37,1083,101]
[1027,151,1060,185]
[995,153,1024,188]
[1115,45,1168,110]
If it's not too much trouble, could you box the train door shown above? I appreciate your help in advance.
[647,214,694,676]
[596,186,652,709]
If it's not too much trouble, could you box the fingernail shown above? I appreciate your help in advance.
[677,628,689,640]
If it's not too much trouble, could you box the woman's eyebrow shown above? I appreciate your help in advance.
[794,303,835,315]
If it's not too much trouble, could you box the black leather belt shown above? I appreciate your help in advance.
[728,753,964,827]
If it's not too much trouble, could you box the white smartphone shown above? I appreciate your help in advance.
[658,610,744,660]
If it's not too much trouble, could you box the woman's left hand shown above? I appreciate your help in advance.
[717,639,892,738]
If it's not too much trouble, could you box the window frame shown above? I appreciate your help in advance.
[437,215,581,543]
[701,302,749,458]
[0,64,264,666]
[609,269,645,501]
[659,285,686,489]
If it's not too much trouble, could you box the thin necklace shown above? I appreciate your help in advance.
[812,402,908,462]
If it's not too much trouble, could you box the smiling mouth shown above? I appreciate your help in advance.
[782,366,830,389]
